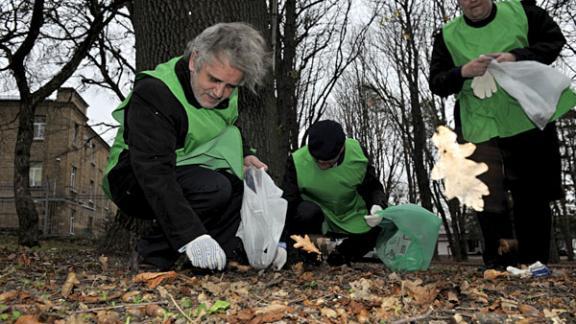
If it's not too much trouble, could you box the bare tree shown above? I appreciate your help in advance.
[0,0,129,247]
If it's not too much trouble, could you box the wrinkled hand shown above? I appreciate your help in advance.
[244,155,268,171]
[363,205,384,227]
[272,242,287,270]
[183,234,226,271]
[471,70,497,99]
[461,55,492,78]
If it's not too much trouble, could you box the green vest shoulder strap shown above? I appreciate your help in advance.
[293,138,370,234]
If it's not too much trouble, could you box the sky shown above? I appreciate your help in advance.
[81,86,121,145]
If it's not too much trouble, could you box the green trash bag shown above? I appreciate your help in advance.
[375,204,441,272]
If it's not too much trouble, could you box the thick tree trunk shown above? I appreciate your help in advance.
[14,101,40,247]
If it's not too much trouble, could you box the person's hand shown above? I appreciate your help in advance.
[461,55,493,78]
[486,52,516,63]
[183,234,227,270]
[244,155,268,171]
[272,242,287,270]
[364,205,384,227]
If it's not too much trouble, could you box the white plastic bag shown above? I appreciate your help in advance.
[487,60,571,129]
[237,167,287,269]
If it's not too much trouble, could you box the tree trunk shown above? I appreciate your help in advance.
[14,100,40,247]
[132,0,284,179]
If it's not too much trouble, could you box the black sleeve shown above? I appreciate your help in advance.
[428,30,468,97]
[281,155,303,219]
[509,3,566,64]
[357,146,388,210]
[126,78,207,251]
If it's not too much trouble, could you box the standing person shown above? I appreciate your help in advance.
[103,22,273,271]
[282,120,388,266]
[429,0,576,267]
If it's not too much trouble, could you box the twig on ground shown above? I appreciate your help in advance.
[391,308,433,324]
[167,291,194,323]
[73,301,168,313]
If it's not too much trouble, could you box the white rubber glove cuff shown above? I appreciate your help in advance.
[272,242,287,270]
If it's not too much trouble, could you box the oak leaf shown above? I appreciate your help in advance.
[290,234,321,254]
[431,126,489,211]
[61,271,80,298]
[132,271,177,289]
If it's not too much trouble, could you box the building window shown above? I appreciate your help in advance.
[29,162,43,187]
[69,209,75,235]
[88,180,95,207]
[33,115,46,140]
[72,123,80,145]
[70,166,77,192]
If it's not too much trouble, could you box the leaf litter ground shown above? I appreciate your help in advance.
[0,237,575,323]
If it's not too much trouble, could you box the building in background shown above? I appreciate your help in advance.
[0,88,116,237]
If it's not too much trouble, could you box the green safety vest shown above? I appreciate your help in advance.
[293,138,370,234]
[102,57,243,198]
[443,0,576,143]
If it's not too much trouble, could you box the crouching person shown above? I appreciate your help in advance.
[282,120,388,266]
[102,23,270,271]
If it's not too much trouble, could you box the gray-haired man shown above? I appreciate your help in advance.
[103,23,271,271]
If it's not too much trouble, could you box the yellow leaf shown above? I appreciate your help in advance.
[290,234,321,254]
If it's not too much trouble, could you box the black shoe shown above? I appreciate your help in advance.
[326,250,351,267]
[287,247,322,267]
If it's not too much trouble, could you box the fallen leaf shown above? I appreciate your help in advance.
[431,126,489,211]
[254,304,289,322]
[320,307,338,318]
[402,280,439,305]
[14,315,41,324]
[518,304,540,316]
[228,261,251,272]
[132,271,177,289]
[121,291,140,303]
[290,234,321,254]
[96,310,121,324]
[483,269,507,281]
[0,290,19,303]
[98,255,109,271]
[145,304,166,318]
[61,272,80,298]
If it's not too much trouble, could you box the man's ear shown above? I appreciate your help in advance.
[188,52,197,71]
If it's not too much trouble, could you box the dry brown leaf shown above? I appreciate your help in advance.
[290,234,321,254]
[145,304,166,318]
[96,310,121,324]
[14,315,42,324]
[132,271,177,289]
[320,307,338,318]
[228,260,251,272]
[98,255,109,271]
[0,290,19,303]
[61,272,80,298]
[447,290,459,305]
[291,261,304,274]
[402,280,439,305]
[236,308,255,321]
[254,304,289,322]
[483,269,507,281]
[17,253,31,267]
[121,291,140,303]
[518,304,540,316]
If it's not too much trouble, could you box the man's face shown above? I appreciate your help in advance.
[459,0,492,22]
[189,55,243,108]
[314,146,344,170]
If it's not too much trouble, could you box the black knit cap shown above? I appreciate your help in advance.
[307,120,345,161]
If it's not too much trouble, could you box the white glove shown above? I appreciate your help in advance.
[471,70,497,99]
[363,205,384,227]
[272,242,287,270]
[182,234,226,271]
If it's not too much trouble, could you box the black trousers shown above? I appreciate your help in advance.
[111,165,244,269]
[469,124,561,265]
[288,200,381,259]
